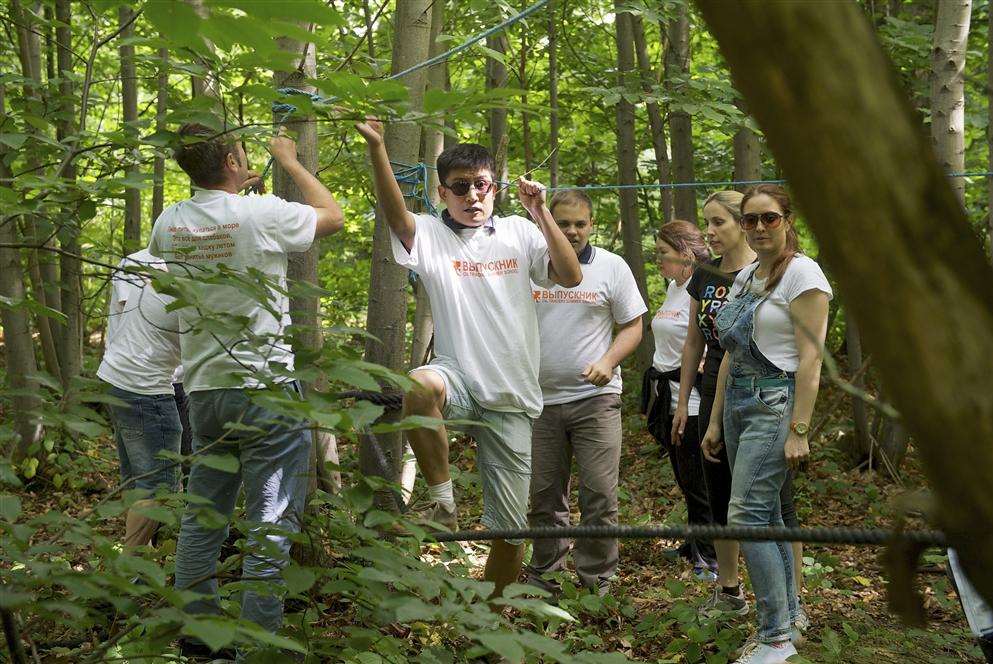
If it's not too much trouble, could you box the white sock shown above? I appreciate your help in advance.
[427,479,455,509]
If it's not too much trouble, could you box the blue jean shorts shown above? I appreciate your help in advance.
[416,363,533,544]
[105,383,183,493]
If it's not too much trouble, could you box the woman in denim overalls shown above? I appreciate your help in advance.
[701,185,832,664]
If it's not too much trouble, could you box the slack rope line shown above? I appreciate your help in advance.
[429,523,948,547]
[252,0,551,194]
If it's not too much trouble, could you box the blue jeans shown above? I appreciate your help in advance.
[173,384,311,637]
[106,384,182,493]
[723,379,798,643]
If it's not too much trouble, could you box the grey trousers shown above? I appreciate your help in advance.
[525,393,622,589]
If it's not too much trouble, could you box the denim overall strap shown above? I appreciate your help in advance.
[715,269,790,380]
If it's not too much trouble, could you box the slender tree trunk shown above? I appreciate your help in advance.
[732,99,762,187]
[548,0,559,187]
[363,0,433,485]
[362,0,377,61]
[0,88,43,461]
[987,3,992,259]
[665,5,697,223]
[119,5,142,252]
[273,31,341,499]
[844,311,872,465]
[614,2,652,370]
[695,0,993,607]
[487,33,510,206]
[930,0,972,204]
[55,0,81,397]
[186,0,219,99]
[520,28,535,173]
[152,48,169,221]
[632,15,674,222]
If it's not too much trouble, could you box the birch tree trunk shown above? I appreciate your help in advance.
[632,15,674,223]
[548,0,560,188]
[665,5,697,223]
[695,0,993,608]
[614,2,652,370]
[930,0,972,205]
[119,5,141,252]
[362,0,433,484]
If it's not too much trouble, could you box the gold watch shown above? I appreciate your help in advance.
[790,421,810,436]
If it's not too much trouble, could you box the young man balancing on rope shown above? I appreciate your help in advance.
[525,189,646,597]
[149,124,344,658]
[356,119,582,597]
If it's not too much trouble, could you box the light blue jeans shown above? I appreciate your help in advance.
[105,384,182,493]
[724,377,798,643]
[173,384,311,638]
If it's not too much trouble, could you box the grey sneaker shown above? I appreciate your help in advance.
[701,586,750,618]
[408,500,459,532]
[793,602,810,633]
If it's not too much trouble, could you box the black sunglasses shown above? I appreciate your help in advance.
[443,178,495,197]
[740,211,786,230]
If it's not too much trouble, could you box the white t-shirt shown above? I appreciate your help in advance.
[148,190,317,391]
[729,255,833,372]
[97,250,181,395]
[651,278,701,415]
[391,213,553,418]
[533,247,647,405]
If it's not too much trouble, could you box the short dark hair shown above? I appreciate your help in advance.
[549,189,593,218]
[174,123,240,188]
[436,143,496,185]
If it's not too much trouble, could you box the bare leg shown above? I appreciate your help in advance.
[792,542,803,594]
[716,539,740,589]
[485,539,526,598]
[124,499,161,548]
[403,370,450,486]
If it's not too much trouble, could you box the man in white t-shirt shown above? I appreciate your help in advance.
[525,190,646,595]
[148,123,343,652]
[97,250,182,550]
[356,119,582,597]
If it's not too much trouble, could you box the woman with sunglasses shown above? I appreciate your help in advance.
[702,184,832,664]
[645,220,716,579]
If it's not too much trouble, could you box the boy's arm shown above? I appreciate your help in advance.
[517,177,582,287]
[269,133,344,239]
[356,119,416,251]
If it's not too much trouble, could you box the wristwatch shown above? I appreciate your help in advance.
[790,421,810,436]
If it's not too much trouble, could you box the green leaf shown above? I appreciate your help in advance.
[132,502,178,526]
[282,565,317,595]
[0,494,22,522]
[195,454,239,473]
[144,0,204,50]
[0,133,28,149]
[181,616,237,653]
[0,590,32,608]
[474,632,524,662]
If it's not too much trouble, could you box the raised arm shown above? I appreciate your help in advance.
[671,297,706,445]
[268,132,344,239]
[356,119,416,250]
[517,177,582,288]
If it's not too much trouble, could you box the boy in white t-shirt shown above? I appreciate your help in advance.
[356,119,582,597]
[526,190,646,595]
[148,123,344,655]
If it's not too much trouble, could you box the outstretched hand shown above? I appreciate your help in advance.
[356,117,384,147]
[516,176,547,219]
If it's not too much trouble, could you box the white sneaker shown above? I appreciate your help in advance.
[793,603,810,633]
[733,641,798,663]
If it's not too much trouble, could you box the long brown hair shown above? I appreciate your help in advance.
[740,184,802,292]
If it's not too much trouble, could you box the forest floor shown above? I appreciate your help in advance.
[14,386,983,663]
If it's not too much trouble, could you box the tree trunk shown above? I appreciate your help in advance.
[695,0,993,608]
[987,3,992,259]
[186,0,219,99]
[520,27,535,174]
[362,0,433,486]
[0,87,43,461]
[55,0,81,398]
[119,5,142,252]
[665,5,697,223]
[930,0,972,205]
[362,0,377,60]
[733,99,762,187]
[614,2,652,370]
[548,0,559,188]
[153,48,169,221]
[844,311,872,465]
[487,33,510,206]
[272,31,342,500]
[632,15,674,222]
